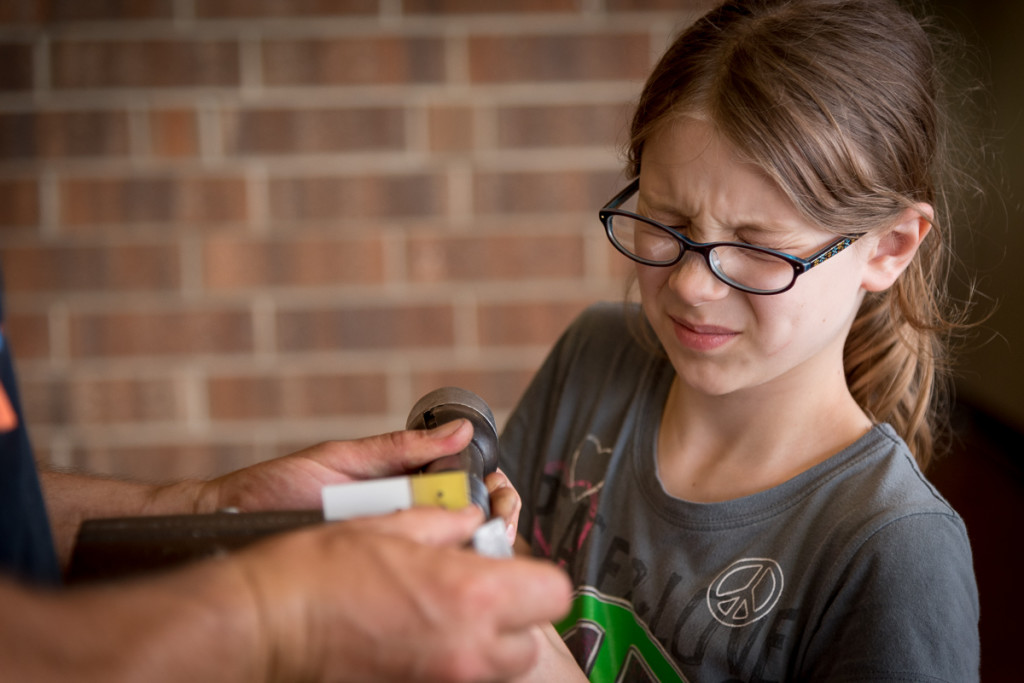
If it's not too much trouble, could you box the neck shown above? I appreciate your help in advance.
[656,370,872,503]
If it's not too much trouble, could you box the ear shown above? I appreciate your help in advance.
[860,203,932,293]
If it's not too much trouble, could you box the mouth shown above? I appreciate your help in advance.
[670,317,738,352]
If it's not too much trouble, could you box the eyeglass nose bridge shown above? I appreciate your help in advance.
[669,237,733,288]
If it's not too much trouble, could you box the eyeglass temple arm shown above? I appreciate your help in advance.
[604,178,641,210]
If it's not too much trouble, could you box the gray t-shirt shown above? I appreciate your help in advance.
[500,302,979,682]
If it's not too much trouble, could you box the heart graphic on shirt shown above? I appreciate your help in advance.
[566,434,613,503]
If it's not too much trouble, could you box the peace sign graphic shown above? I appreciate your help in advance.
[706,558,785,628]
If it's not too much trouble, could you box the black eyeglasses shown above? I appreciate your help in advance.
[600,179,859,295]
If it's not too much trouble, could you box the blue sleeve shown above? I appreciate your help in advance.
[0,269,62,585]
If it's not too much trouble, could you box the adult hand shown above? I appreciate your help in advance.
[191,419,475,514]
[0,501,570,683]
[232,505,573,683]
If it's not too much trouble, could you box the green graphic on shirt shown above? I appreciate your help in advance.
[555,587,689,682]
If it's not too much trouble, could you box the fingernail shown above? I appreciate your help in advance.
[428,418,466,439]
[506,523,516,545]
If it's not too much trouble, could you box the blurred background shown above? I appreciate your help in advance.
[0,0,1020,679]
[1,0,720,478]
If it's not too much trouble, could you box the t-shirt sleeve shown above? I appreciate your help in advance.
[499,311,582,540]
[802,511,980,682]
[499,302,630,544]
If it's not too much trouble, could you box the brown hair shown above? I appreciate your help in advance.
[626,0,974,469]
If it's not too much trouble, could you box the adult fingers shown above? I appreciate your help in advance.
[478,558,573,629]
[338,506,484,547]
[314,419,475,479]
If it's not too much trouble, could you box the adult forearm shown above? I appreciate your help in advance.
[38,424,484,568]
[39,469,203,569]
[0,559,262,683]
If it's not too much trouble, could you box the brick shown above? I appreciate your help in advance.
[69,376,180,424]
[473,169,620,214]
[0,2,39,23]
[51,40,240,89]
[262,36,445,86]
[1,1,175,23]
[196,0,378,19]
[607,0,715,11]
[0,110,131,159]
[18,376,68,426]
[19,376,189,433]
[149,109,200,158]
[286,372,389,416]
[407,233,584,282]
[269,173,445,222]
[497,102,633,149]
[477,300,590,346]
[276,305,454,351]
[2,244,180,293]
[403,0,578,13]
[223,107,405,155]
[69,442,257,481]
[606,243,636,279]
[3,312,49,361]
[32,445,55,468]
[468,33,650,83]
[69,309,253,358]
[60,174,247,226]
[0,178,39,228]
[203,236,384,290]
[208,375,278,420]
[0,5,719,486]
[428,105,474,153]
[411,368,535,414]
[208,371,388,420]
[0,43,33,91]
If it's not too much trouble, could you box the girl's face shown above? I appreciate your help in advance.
[636,118,872,399]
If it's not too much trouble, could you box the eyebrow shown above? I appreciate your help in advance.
[731,221,785,236]
[639,187,804,238]
[646,204,789,238]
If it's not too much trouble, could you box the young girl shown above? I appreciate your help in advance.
[500,0,980,680]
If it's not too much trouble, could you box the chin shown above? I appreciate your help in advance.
[666,354,746,397]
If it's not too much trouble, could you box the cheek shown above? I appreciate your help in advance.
[635,264,672,310]
[635,263,667,292]
[752,279,860,357]
[748,296,802,353]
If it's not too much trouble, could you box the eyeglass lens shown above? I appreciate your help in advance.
[607,214,797,293]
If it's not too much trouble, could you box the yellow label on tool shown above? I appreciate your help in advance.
[410,471,471,510]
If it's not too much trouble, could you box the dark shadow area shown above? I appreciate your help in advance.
[929,397,1024,681]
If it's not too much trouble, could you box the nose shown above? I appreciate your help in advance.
[668,249,731,305]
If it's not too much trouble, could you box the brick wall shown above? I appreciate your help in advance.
[0,0,713,481]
